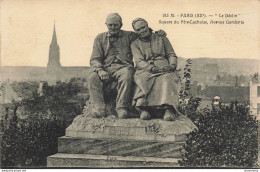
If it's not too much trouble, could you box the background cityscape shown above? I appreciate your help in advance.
[1,24,260,115]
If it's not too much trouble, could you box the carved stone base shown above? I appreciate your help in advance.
[47,114,197,167]
[66,114,196,142]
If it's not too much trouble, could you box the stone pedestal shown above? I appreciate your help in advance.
[47,115,197,168]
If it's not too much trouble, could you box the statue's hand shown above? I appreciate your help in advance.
[162,64,176,72]
[152,65,176,73]
[156,29,167,37]
[98,70,109,81]
[151,66,164,73]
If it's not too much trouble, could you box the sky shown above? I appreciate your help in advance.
[1,0,260,67]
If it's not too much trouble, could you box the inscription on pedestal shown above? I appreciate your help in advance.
[104,126,146,137]
[106,156,118,161]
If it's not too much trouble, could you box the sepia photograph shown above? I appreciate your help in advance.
[0,0,260,169]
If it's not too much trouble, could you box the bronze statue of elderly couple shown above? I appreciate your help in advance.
[88,13,180,121]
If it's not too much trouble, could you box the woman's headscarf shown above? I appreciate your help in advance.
[132,18,148,30]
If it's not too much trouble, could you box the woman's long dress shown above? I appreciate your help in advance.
[131,33,180,110]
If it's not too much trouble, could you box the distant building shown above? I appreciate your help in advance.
[46,24,91,84]
[250,73,260,116]
[189,81,201,97]
[214,75,250,87]
[47,24,61,69]
[201,86,249,104]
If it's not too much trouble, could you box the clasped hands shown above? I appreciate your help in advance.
[151,64,176,74]
[97,70,110,81]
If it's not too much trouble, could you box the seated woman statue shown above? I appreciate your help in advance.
[131,18,180,121]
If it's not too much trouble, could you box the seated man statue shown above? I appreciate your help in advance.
[131,18,180,121]
[88,13,166,119]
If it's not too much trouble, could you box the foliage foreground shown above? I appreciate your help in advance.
[179,102,258,167]
[0,80,84,168]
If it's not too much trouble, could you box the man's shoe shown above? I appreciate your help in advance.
[140,110,151,120]
[117,108,128,119]
[163,109,176,121]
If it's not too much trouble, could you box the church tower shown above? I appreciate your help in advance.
[47,23,61,68]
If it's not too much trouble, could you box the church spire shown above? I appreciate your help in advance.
[51,22,58,45]
[47,22,61,68]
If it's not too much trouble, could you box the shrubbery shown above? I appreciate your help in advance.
[0,108,65,167]
[0,79,87,168]
[179,102,258,167]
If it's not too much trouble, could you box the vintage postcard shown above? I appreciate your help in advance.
[0,0,259,169]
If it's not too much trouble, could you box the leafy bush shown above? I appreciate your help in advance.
[0,106,66,168]
[0,79,87,168]
[178,96,202,126]
[178,103,258,167]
